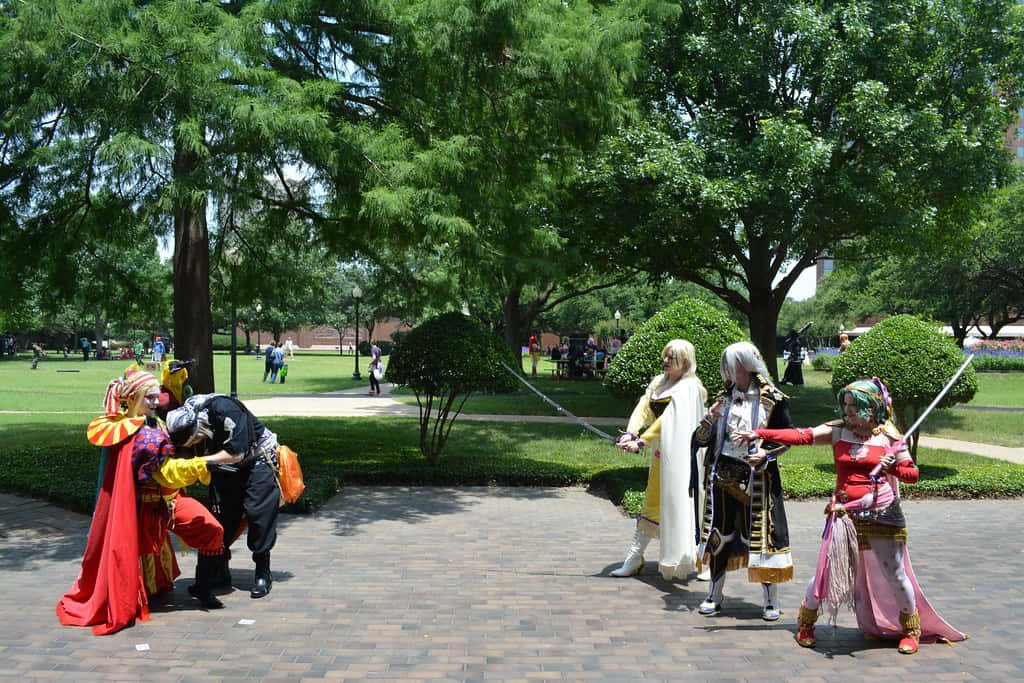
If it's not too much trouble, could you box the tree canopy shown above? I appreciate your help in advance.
[571,0,1024,376]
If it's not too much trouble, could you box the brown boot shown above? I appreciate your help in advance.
[796,603,818,648]
[898,611,920,654]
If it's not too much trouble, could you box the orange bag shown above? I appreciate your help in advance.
[275,445,305,505]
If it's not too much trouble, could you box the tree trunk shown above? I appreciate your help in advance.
[746,264,783,381]
[92,307,105,358]
[501,288,528,361]
[172,145,215,393]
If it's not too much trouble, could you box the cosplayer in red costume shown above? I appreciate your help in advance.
[57,369,241,635]
[733,378,966,654]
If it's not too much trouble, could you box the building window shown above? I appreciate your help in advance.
[1017,146,1024,159]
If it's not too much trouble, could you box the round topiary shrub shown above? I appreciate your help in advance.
[605,298,745,401]
[831,314,977,459]
[386,312,519,462]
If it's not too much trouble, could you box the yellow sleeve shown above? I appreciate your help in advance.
[153,457,211,489]
[639,415,663,444]
[626,394,654,435]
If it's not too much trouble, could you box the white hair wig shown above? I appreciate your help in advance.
[720,341,772,387]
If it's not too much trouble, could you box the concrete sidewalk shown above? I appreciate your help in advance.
[244,387,1024,465]
[1,490,1020,681]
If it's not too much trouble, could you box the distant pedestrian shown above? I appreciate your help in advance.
[368,342,383,395]
[284,337,295,360]
[152,336,165,362]
[839,333,851,352]
[269,342,285,383]
[528,335,541,377]
[609,336,622,356]
[31,342,44,369]
[262,343,274,382]
[81,337,91,362]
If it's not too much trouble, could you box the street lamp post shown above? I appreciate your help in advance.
[352,285,363,380]
[614,310,621,338]
[225,246,242,398]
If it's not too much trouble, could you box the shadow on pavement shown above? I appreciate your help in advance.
[298,485,564,537]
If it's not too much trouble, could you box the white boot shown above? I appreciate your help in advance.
[698,572,726,615]
[610,527,651,577]
[761,582,780,621]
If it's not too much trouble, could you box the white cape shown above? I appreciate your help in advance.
[656,375,705,579]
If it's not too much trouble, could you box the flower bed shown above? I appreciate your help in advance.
[967,339,1024,371]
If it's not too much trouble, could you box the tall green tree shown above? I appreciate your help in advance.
[971,180,1024,337]
[337,0,658,353]
[1,0,336,391]
[572,0,1023,377]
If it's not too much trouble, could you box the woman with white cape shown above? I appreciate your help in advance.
[611,339,708,581]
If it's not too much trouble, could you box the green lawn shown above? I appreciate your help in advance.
[396,357,1024,447]
[966,372,1024,407]
[0,350,368,412]
[1,351,1021,514]
[391,363,634,418]
[798,368,1024,447]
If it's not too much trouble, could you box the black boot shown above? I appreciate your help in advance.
[189,555,225,609]
[209,548,232,588]
[251,552,272,599]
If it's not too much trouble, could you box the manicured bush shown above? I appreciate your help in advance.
[831,315,978,459]
[386,312,519,462]
[604,298,745,400]
[811,352,836,371]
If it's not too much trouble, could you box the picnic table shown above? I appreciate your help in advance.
[551,355,607,380]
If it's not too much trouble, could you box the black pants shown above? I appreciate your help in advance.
[210,458,279,559]
[369,371,380,393]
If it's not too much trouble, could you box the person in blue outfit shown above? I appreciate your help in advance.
[269,342,285,383]
[262,342,274,382]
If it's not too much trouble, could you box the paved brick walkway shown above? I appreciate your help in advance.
[1,489,1020,681]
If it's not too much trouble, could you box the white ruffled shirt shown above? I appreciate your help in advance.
[721,386,767,458]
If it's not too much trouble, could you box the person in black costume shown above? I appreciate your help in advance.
[694,342,795,621]
[780,323,812,386]
[166,394,281,599]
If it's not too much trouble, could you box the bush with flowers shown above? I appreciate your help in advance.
[967,338,1024,371]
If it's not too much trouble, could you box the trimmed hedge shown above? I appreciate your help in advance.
[604,298,745,400]
[972,353,1024,372]
[831,315,978,455]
